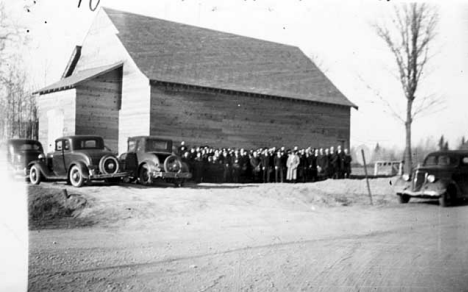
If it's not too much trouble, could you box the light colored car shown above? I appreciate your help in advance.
[394,150,468,207]
[119,136,191,187]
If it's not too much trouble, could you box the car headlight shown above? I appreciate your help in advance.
[402,174,410,181]
[427,174,435,183]
[38,153,45,160]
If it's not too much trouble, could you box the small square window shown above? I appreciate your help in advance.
[56,141,62,151]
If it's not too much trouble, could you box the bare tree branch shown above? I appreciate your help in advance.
[357,74,405,124]
[371,3,439,173]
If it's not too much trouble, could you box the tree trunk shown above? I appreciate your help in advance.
[404,99,413,174]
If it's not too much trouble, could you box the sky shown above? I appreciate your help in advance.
[7,0,468,150]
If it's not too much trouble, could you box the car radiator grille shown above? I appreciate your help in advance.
[413,171,426,191]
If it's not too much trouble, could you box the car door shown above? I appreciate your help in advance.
[52,140,67,176]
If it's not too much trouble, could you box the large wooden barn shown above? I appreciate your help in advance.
[36,8,357,154]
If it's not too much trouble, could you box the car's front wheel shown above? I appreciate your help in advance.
[398,194,410,204]
[440,186,456,207]
[29,165,41,185]
[139,164,152,186]
[69,165,85,187]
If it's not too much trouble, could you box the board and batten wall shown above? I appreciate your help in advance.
[37,89,76,152]
[149,83,350,150]
[75,68,123,152]
[73,9,151,154]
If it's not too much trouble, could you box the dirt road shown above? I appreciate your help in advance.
[28,180,468,291]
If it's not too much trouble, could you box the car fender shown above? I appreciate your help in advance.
[418,179,448,196]
[138,160,160,173]
[27,161,52,178]
[68,161,90,179]
[393,176,411,194]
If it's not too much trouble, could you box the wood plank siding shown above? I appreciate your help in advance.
[117,66,151,154]
[150,83,350,150]
[75,67,122,151]
[37,89,76,152]
[73,9,151,153]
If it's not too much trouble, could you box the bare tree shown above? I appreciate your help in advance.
[0,2,37,140]
[373,3,439,174]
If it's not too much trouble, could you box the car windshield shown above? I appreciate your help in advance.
[145,139,169,152]
[424,154,459,167]
[74,138,104,150]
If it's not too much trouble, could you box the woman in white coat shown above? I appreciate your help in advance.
[286,150,300,182]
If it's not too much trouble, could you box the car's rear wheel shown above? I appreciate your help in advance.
[398,194,410,204]
[29,165,41,185]
[139,164,152,186]
[69,165,85,187]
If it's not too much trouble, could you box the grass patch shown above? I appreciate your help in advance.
[28,185,92,229]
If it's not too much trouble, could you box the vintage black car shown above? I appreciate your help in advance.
[28,135,127,187]
[6,139,44,177]
[119,136,191,186]
[394,150,468,207]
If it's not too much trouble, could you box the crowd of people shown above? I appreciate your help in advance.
[177,142,352,184]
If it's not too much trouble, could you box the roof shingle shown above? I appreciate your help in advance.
[104,8,357,108]
[35,62,122,94]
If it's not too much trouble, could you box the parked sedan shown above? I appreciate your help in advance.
[28,135,127,187]
[119,136,192,186]
[394,150,468,207]
[6,139,44,177]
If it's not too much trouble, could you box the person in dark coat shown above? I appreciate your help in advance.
[280,149,288,182]
[250,151,262,183]
[222,151,231,183]
[193,152,204,183]
[274,150,285,183]
[298,149,309,182]
[309,149,318,182]
[178,141,187,156]
[261,149,272,183]
[337,145,345,179]
[304,149,313,182]
[322,148,330,180]
[231,149,241,183]
[239,148,250,183]
[343,148,352,178]
[330,146,341,179]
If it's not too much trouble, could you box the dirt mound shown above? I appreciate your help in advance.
[28,185,92,229]
[26,177,397,229]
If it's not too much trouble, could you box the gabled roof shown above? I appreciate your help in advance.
[34,62,122,94]
[103,8,357,109]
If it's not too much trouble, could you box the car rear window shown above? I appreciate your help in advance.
[75,138,104,150]
[146,140,169,152]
